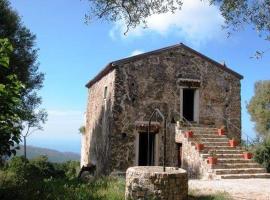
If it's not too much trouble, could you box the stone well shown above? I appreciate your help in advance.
[125,166,188,200]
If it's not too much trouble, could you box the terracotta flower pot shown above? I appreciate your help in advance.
[218,128,226,136]
[229,139,238,147]
[185,131,193,138]
[195,143,204,151]
[243,152,253,159]
[207,157,218,165]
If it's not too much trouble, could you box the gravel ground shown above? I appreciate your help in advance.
[189,179,270,200]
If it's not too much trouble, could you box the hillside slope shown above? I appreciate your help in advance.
[16,145,80,163]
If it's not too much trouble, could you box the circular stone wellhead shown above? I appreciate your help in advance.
[125,166,188,200]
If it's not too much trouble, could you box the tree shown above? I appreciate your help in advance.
[85,0,270,55]
[21,108,48,159]
[0,0,45,122]
[0,0,46,161]
[0,38,23,164]
[247,80,270,137]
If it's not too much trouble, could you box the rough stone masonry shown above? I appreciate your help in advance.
[81,43,243,175]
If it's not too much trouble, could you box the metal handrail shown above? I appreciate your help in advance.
[206,106,255,150]
[147,108,166,172]
[178,114,205,146]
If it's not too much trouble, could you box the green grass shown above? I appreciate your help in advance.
[1,173,234,200]
[0,175,125,200]
[189,189,232,200]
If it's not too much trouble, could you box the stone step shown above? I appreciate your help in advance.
[210,149,244,154]
[212,163,262,169]
[202,153,244,159]
[215,168,266,175]
[205,146,241,150]
[199,138,229,142]
[181,126,218,130]
[193,134,227,138]
[203,142,230,147]
[191,130,220,134]
[191,130,219,134]
[200,149,243,155]
[220,173,270,179]
[217,158,255,164]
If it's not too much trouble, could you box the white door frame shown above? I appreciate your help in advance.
[180,86,200,123]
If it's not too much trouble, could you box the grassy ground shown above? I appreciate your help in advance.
[0,175,234,200]
[189,189,232,200]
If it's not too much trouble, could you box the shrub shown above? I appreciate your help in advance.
[53,160,80,179]
[29,155,58,178]
[254,138,270,172]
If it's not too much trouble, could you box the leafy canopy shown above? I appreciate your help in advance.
[247,80,270,137]
[86,0,270,55]
[0,39,23,161]
[0,0,46,161]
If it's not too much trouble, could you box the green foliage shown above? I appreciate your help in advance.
[79,125,86,134]
[29,155,60,178]
[0,157,125,200]
[189,189,232,200]
[53,160,80,179]
[254,138,270,172]
[0,0,44,91]
[0,0,47,162]
[0,38,24,163]
[247,80,270,137]
[0,38,13,68]
[86,0,270,56]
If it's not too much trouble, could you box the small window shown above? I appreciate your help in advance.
[104,86,108,99]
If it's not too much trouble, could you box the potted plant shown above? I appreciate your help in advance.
[243,151,253,159]
[207,150,218,165]
[185,131,193,138]
[195,143,204,152]
[229,137,239,147]
[217,125,226,136]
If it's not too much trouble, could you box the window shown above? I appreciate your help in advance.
[104,86,107,99]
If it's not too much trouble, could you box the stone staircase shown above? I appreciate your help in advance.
[175,125,270,179]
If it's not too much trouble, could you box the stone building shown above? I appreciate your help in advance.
[81,43,246,178]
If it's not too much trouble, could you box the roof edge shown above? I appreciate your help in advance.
[85,63,113,88]
[85,43,182,88]
[86,43,243,88]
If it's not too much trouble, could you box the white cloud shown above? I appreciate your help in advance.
[110,0,224,45]
[130,50,145,56]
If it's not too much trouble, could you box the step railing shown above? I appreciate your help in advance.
[206,106,269,167]
[179,115,206,151]
[206,106,255,150]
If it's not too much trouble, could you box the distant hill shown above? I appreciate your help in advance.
[16,145,80,163]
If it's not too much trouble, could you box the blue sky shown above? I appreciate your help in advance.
[9,0,270,153]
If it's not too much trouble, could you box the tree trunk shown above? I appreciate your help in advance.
[23,136,27,159]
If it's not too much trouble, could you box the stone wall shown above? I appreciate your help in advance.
[110,46,241,172]
[175,128,215,179]
[125,166,188,200]
[81,69,115,175]
[82,45,242,174]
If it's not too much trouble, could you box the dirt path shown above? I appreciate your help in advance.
[189,179,270,200]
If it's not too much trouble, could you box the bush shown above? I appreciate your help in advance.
[254,138,270,172]
[29,155,60,178]
[0,157,126,200]
[8,156,41,183]
[53,160,80,179]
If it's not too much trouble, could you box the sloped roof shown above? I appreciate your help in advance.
[86,43,243,88]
